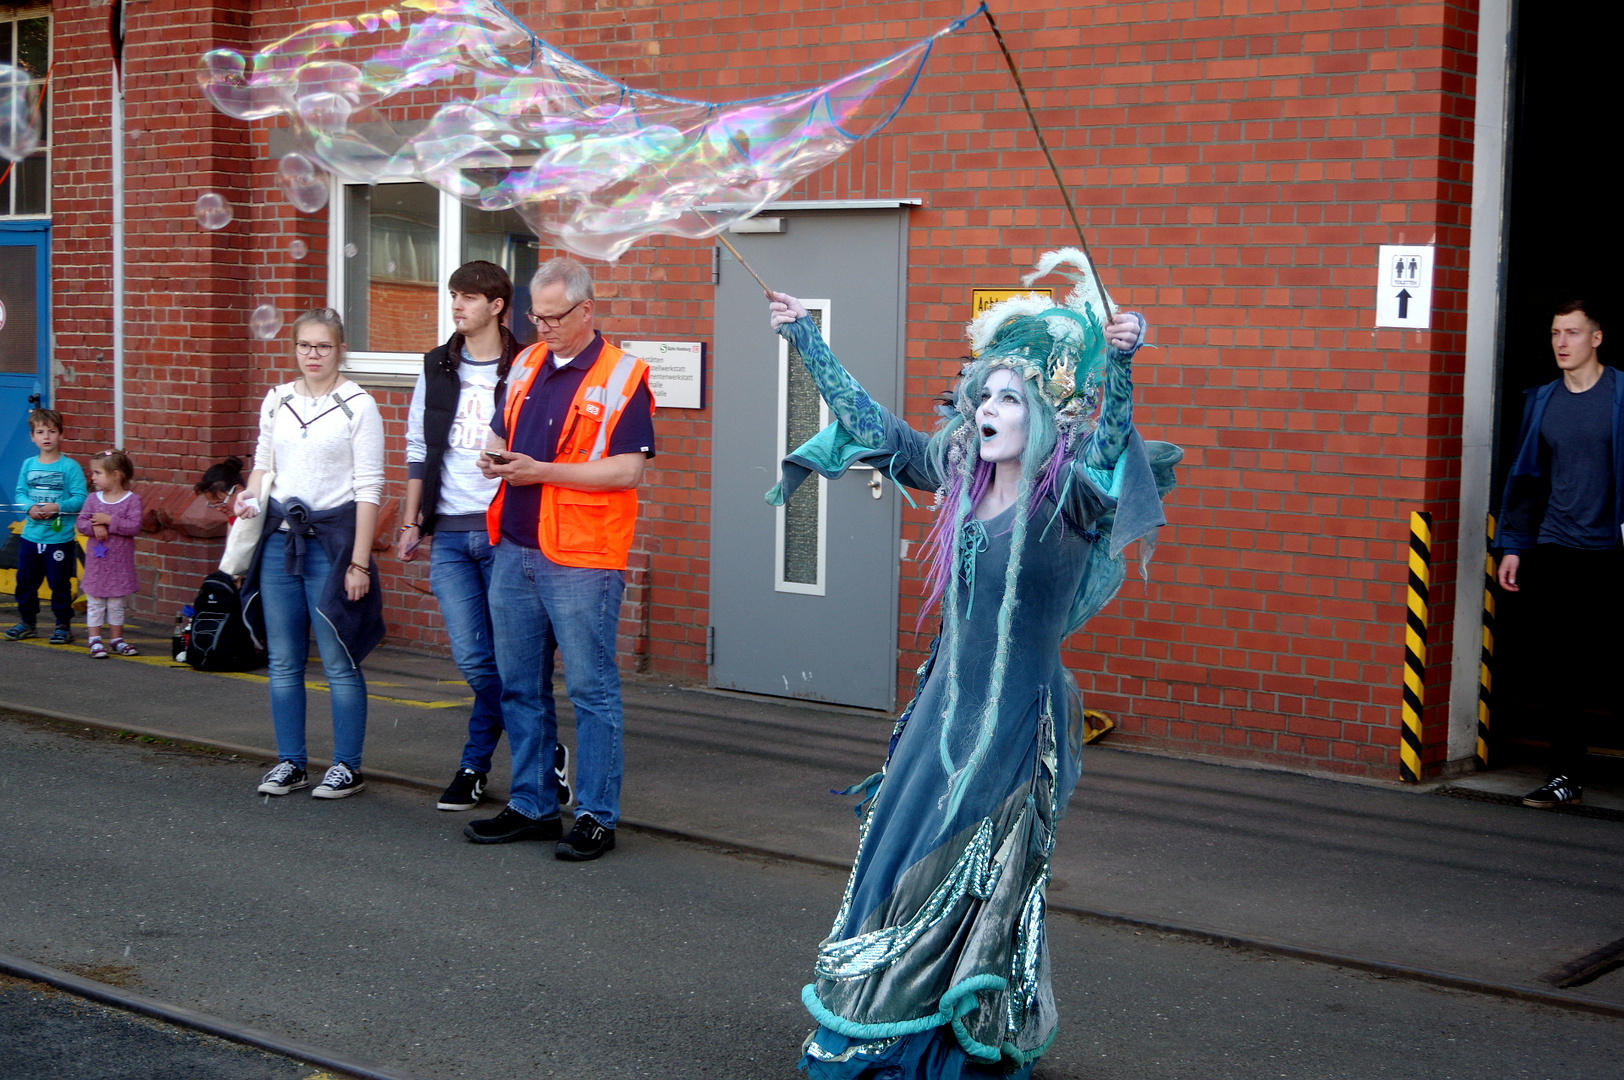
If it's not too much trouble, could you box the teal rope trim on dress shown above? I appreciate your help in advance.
[801,972,1008,1046]
[1000,1025,1058,1068]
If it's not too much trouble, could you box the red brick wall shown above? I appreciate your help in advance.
[46,0,1479,779]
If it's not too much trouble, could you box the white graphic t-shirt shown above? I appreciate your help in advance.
[405,348,503,520]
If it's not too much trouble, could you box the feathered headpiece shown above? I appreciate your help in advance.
[963,247,1110,419]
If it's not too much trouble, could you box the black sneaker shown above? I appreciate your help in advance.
[555,814,616,862]
[437,768,487,811]
[553,742,573,806]
[464,807,562,844]
[257,761,310,795]
[1523,775,1582,809]
[48,626,74,645]
[312,763,366,799]
[4,622,35,641]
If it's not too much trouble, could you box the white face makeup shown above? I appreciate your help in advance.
[976,367,1029,465]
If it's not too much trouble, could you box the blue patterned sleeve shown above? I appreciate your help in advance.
[1081,347,1136,484]
[777,315,886,447]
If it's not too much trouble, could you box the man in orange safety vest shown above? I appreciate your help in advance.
[464,257,655,861]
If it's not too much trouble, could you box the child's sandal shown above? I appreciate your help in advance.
[89,639,108,659]
[111,640,139,657]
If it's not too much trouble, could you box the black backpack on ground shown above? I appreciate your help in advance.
[186,571,266,672]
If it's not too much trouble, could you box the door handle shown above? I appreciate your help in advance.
[849,464,884,499]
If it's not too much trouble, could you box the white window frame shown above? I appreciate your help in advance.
[1,5,51,221]
[774,298,832,596]
[328,177,460,377]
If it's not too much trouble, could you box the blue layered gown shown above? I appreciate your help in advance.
[770,317,1179,1078]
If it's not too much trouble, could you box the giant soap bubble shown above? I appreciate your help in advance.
[198,0,976,261]
[0,64,41,162]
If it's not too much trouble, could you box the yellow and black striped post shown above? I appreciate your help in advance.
[1476,515,1496,770]
[1399,511,1433,782]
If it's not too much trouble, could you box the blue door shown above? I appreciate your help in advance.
[0,222,49,529]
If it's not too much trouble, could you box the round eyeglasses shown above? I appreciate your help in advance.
[296,342,336,356]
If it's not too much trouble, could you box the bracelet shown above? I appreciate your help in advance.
[348,562,370,574]
[398,523,419,533]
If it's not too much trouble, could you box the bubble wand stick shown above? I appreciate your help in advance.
[713,229,775,299]
[981,6,1115,318]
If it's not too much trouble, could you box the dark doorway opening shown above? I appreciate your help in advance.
[1490,1,1624,777]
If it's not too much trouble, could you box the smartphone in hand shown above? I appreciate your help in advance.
[482,450,513,465]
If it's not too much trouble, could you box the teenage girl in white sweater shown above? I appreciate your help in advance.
[236,309,386,799]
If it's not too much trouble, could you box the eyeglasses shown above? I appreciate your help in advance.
[296,342,336,356]
[204,488,238,510]
[526,299,585,329]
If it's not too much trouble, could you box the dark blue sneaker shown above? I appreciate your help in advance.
[1523,775,1582,809]
[311,763,366,799]
[437,768,486,811]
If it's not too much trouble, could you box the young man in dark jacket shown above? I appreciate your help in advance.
[398,261,570,811]
[1496,300,1615,808]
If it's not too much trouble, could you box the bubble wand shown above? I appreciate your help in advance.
[981,7,1115,317]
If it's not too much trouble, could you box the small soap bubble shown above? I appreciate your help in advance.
[249,302,284,341]
[288,239,308,260]
[194,192,233,230]
[343,243,358,258]
[276,152,330,213]
[385,261,397,274]
[0,64,41,163]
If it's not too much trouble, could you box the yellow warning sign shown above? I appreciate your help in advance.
[971,288,1052,318]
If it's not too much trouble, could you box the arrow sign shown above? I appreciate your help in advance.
[1376,246,1433,328]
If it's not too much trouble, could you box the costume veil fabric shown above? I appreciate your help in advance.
[769,308,1180,1078]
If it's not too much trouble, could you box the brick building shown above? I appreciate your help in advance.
[7,0,1612,782]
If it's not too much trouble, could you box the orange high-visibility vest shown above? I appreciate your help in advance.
[486,340,653,570]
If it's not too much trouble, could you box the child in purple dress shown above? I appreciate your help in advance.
[76,450,144,659]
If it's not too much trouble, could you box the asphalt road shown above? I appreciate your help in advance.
[0,973,311,1080]
[2,712,1622,1080]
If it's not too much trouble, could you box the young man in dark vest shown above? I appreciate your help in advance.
[400,260,571,812]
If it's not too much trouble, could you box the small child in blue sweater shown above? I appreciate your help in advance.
[6,408,87,644]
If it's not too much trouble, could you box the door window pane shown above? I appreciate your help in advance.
[343,182,439,352]
[0,244,38,374]
[781,308,825,586]
[462,202,539,347]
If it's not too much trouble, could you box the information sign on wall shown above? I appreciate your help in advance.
[970,287,1052,318]
[1374,245,1435,329]
[623,339,705,409]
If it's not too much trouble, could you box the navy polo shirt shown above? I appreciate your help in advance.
[492,331,656,548]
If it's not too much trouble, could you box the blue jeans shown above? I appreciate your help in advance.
[489,541,625,826]
[260,530,368,769]
[428,529,505,773]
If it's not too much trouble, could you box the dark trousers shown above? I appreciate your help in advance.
[15,540,76,628]
[1526,544,1622,781]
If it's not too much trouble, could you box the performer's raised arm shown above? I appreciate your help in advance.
[768,291,887,446]
[1081,311,1147,479]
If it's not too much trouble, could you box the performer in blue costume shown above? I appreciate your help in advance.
[764,251,1181,1079]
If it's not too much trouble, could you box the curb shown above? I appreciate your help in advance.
[5,699,1624,1022]
[0,951,433,1080]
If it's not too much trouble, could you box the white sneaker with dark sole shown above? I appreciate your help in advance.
[311,763,366,799]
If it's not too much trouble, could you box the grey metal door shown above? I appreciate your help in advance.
[709,209,907,710]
